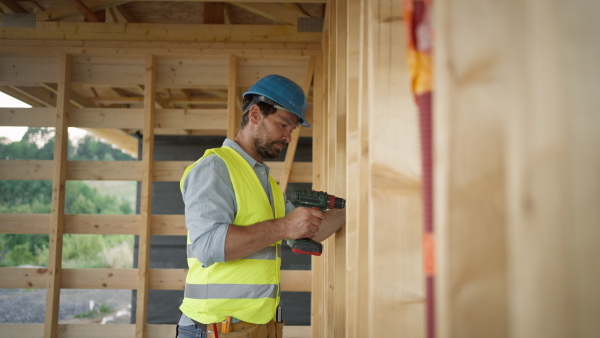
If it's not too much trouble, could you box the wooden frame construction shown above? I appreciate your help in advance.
[0,42,316,338]
[2,0,600,337]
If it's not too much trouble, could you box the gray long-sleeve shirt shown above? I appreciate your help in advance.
[179,138,295,326]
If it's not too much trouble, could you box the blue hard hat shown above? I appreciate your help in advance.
[243,74,310,128]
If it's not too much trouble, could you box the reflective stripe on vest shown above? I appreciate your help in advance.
[179,146,285,325]
[184,283,279,300]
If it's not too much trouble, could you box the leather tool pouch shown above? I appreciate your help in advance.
[207,321,284,338]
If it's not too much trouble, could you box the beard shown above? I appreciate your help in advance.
[253,137,287,160]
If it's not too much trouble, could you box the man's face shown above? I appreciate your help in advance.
[253,109,299,160]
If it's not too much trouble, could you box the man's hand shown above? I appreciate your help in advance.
[224,207,324,261]
[280,207,325,240]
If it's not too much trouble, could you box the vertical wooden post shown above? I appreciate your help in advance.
[345,0,370,336]
[279,56,315,192]
[227,55,238,140]
[355,0,370,336]
[333,0,348,336]
[135,54,156,338]
[311,54,325,338]
[434,1,510,337]
[44,53,71,338]
[324,0,338,336]
[366,0,424,336]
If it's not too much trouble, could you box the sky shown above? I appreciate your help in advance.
[0,91,87,142]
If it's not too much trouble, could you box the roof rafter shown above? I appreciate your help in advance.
[229,2,308,25]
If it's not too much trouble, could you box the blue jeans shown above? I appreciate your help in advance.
[177,324,207,338]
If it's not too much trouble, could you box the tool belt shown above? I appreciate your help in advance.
[192,317,284,338]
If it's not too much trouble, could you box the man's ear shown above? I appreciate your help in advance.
[248,104,262,125]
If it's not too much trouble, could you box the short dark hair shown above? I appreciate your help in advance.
[240,94,277,129]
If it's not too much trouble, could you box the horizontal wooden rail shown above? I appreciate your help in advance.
[0,107,313,137]
[0,214,185,235]
[0,160,313,182]
[0,268,311,292]
[0,324,311,338]
[0,55,312,87]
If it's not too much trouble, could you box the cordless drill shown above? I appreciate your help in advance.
[289,190,346,256]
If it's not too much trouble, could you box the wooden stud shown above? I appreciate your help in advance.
[135,54,157,338]
[434,0,510,337]
[43,53,71,338]
[279,56,314,192]
[366,0,424,336]
[345,0,365,335]
[310,53,325,338]
[227,55,238,140]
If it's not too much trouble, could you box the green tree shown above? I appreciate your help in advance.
[0,128,136,267]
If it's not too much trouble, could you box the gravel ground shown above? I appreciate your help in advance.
[0,288,132,324]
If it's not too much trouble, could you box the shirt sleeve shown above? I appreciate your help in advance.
[181,154,235,267]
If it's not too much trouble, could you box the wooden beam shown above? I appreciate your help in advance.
[434,0,509,337]
[310,53,325,338]
[227,54,238,139]
[345,0,369,336]
[366,0,424,337]
[81,128,138,157]
[279,56,314,192]
[135,54,156,338]
[0,0,27,13]
[0,22,321,43]
[44,53,71,338]
[41,83,95,107]
[67,0,105,22]
[0,214,187,236]
[0,268,310,291]
[6,86,54,107]
[203,2,224,24]
[0,40,321,58]
[333,1,347,336]
[36,1,129,22]
[0,159,312,182]
[229,3,307,25]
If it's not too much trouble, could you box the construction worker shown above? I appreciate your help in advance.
[177,74,346,338]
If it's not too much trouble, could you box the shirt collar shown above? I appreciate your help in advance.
[223,139,270,170]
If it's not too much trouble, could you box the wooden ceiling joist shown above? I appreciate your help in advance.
[229,2,308,26]
[0,0,27,13]
[36,0,129,22]
[0,21,321,43]
[68,0,104,22]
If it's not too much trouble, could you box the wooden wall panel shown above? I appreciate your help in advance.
[366,0,424,337]
[434,1,509,337]
[504,1,600,337]
[435,1,600,338]
[1,44,317,338]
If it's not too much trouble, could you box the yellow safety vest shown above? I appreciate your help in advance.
[179,146,285,324]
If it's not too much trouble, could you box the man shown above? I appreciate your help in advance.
[177,74,346,338]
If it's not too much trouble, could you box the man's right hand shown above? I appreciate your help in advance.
[281,207,325,240]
